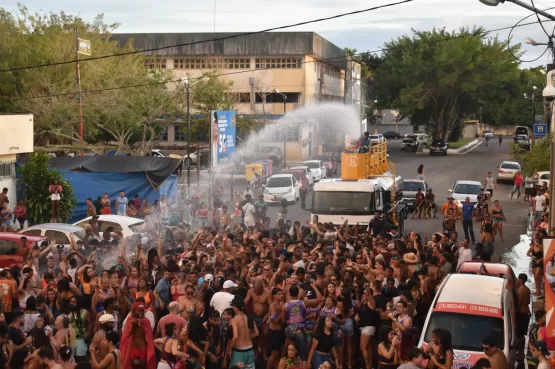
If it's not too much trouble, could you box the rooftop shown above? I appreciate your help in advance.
[110,32,347,69]
[437,274,504,309]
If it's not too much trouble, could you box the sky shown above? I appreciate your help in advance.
[2,0,555,68]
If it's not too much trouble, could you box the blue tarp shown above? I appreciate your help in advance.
[60,171,179,223]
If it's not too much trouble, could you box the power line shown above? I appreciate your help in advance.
[9,18,552,101]
[0,0,414,74]
[507,5,555,62]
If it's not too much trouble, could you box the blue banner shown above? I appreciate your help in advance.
[210,110,236,166]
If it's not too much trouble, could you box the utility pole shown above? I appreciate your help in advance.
[185,78,191,187]
[76,30,84,156]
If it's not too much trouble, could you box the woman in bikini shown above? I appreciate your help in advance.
[154,322,190,369]
[490,200,506,242]
[136,277,157,317]
[172,273,187,302]
[528,235,544,296]
[178,285,203,320]
[125,266,140,302]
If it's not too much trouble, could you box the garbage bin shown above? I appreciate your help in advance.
[245,163,265,182]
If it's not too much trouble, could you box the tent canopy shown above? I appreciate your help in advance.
[48,156,181,190]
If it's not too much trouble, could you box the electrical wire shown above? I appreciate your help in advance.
[9,18,555,101]
[0,0,414,74]
[506,5,555,63]
[531,0,552,37]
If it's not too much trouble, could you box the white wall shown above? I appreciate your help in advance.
[0,115,33,155]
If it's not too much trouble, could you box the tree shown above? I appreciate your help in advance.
[374,28,521,139]
[0,6,179,152]
[512,136,550,175]
[18,153,77,224]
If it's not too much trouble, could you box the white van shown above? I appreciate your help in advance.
[418,274,516,369]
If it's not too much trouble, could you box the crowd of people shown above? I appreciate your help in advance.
[0,156,548,369]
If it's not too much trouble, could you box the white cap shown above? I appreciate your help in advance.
[141,237,148,245]
[223,280,238,289]
[204,274,214,282]
[98,314,115,324]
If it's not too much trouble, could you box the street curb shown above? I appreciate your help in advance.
[416,139,482,155]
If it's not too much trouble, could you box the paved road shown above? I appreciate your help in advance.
[184,139,529,260]
[264,139,529,259]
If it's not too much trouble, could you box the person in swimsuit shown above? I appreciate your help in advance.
[136,277,156,317]
[48,179,63,222]
[178,285,203,320]
[154,322,190,369]
[490,200,505,243]
[528,239,544,297]
[377,329,400,369]
[90,330,122,369]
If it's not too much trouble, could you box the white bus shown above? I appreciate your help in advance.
[311,176,403,226]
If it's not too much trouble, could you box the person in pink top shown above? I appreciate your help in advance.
[48,179,63,223]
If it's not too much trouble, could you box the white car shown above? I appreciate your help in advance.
[20,224,86,250]
[303,160,327,182]
[73,215,146,239]
[369,134,385,145]
[263,174,300,204]
[448,180,483,205]
[483,130,494,138]
[289,166,315,187]
[538,171,550,187]
[498,161,521,182]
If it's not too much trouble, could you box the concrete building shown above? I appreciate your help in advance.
[111,32,360,160]
[0,115,34,205]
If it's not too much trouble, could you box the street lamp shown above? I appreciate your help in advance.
[478,0,555,21]
[274,88,288,167]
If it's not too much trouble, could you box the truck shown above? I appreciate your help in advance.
[311,142,405,233]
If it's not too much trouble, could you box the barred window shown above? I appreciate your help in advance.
[0,162,15,179]
[255,58,302,69]
[230,93,250,103]
[323,64,341,78]
[144,58,166,69]
[161,128,168,141]
[272,126,300,142]
[174,58,250,69]
[174,126,187,141]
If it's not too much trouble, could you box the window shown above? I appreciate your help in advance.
[161,128,168,141]
[423,311,504,351]
[230,93,250,103]
[0,162,15,179]
[21,229,42,236]
[174,58,250,70]
[0,240,18,255]
[453,184,482,195]
[99,221,123,233]
[266,177,293,188]
[174,126,187,141]
[403,182,425,191]
[255,58,301,69]
[255,92,301,104]
[500,163,521,170]
[45,231,70,245]
[144,58,166,69]
[323,64,341,78]
[272,126,300,142]
[312,191,374,215]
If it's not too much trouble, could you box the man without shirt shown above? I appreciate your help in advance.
[228,297,258,369]
[244,279,271,356]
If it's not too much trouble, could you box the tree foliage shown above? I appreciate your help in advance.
[512,136,550,175]
[374,28,522,139]
[18,153,77,224]
[0,6,246,153]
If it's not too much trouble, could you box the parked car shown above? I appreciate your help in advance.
[311,155,338,176]
[303,160,326,181]
[281,169,310,192]
[0,233,48,268]
[402,179,429,211]
[515,134,531,151]
[263,174,300,204]
[498,161,521,182]
[369,134,385,145]
[448,180,482,205]
[259,146,283,164]
[538,171,550,187]
[382,131,402,140]
[20,224,86,249]
[72,215,145,239]
[289,166,315,187]
[401,137,418,152]
[483,130,494,138]
[429,139,448,156]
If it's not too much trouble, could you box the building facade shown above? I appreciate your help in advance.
[112,32,359,159]
[0,115,34,205]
